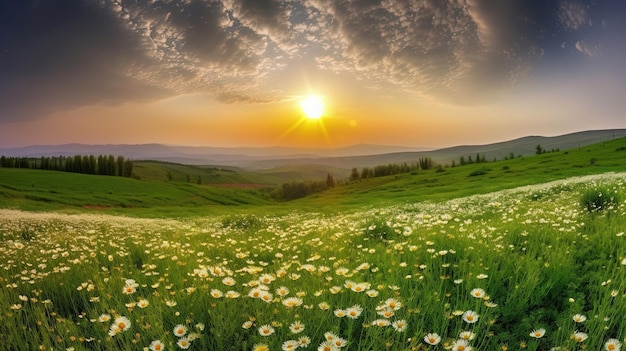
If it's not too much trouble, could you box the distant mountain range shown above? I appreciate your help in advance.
[2,129,625,170]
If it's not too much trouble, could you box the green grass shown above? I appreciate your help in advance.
[300,137,626,207]
[1,138,626,350]
[2,137,626,216]
[0,168,269,216]
[1,173,626,350]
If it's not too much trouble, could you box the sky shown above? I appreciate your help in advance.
[1,0,625,149]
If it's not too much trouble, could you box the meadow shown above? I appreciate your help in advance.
[1,170,626,351]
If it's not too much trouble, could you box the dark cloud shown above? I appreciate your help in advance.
[0,0,168,122]
[0,0,623,122]
[305,0,561,103]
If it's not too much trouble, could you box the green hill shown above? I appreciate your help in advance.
[297,136,626,207]
[1,137,626,216]
[0,168,270,216]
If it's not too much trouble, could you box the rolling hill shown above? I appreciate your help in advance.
[1,129,624,171]
[1,132,626,216]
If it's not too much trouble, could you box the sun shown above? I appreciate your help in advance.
[300,95,324,119]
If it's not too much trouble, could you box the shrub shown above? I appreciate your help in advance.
[580,186,620,212]
[468,168,490,177]
[221,214,263,230]
[363,219,395,241]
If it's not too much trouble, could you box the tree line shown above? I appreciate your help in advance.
[0,155,134,177]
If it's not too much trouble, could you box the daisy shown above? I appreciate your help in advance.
[318,302,330,310]
[335,267,349,276]
[371,319,391,327]
[572,331,588,342]
[462,310,479,324]
[424,333,441,345]
[97,314,111,323]
[484,301,498,308]
[334,309,347,318]
[253,343,269,351]
[222,277,236,286]
[196,269,209,279]
[137,299,149,308]
[258,273,275,284]
[530,328,546,338]
[258,324,275,337]
[605,338,622,351]
[282,340,299,351]
[276,286,290,296]
[283,297,303,308]
[149,340,165,351]
[318,341,339,351]
[384,298,402,310]
[210,266,225,276]
[331,336,347,348]
[392,319,407,332]
[573,314,587,323]
[109,316,131,336]
[324,331,339,342]
[176,337,191,350]
[459,331,475,340]
[122,285,137,295]
[452,339,472,351]
[113,316,131,332]
[366,290,379,298]
[242,321,254,329]
[470,288,486,299]
[345,305,363,319]
[298,335,312,348]
[377,308,395,318]
[352,282,370,293]
[289,321,305,334]
[290,273,301,280]
[259,291,274,303]
[248,288,263,299]
[226,290,241,299]
[173,324,188,337]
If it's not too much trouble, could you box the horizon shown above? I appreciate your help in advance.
[1,128,625,152]
[1,1,625,149]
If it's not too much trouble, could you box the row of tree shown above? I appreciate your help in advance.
[272,173,336,200]
[349,157,434,182]
[0,155,134,177]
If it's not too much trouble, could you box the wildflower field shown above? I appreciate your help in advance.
[1,172,626,351]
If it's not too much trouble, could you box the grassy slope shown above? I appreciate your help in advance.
[1,137,625,216]
[299,137,626,208]
[133,161,277,184]
[0,168,269,216]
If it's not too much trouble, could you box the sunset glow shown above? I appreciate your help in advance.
[0,1,624,149]
[300,96,324,120]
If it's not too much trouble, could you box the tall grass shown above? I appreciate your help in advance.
[1,173,626,350]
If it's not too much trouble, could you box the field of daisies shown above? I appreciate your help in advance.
[2,172,626,351]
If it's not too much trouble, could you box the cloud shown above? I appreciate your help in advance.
[0,0,619,123]
[0,0,169,122]
[575,40,601,56]
[558,1,588,31]
[303,0,547,103]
